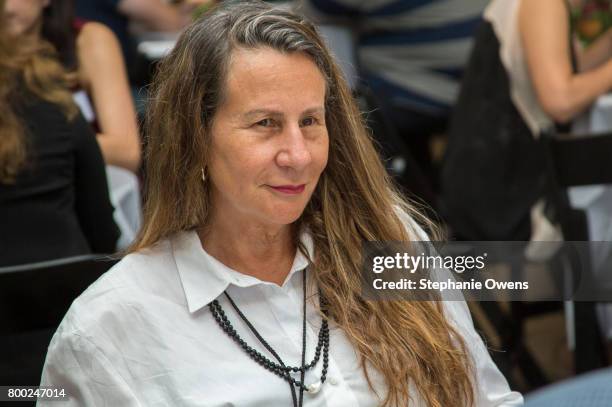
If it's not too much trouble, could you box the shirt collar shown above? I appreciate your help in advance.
[171,229,314,313]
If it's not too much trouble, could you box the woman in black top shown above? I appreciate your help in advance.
[0,3,118,267]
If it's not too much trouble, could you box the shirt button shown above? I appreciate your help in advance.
[329,377,339,386]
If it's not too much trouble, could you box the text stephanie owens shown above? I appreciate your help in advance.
[372,278,528,291]
[360,241,612,302]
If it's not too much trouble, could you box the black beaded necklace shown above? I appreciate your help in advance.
[208,269,330,407]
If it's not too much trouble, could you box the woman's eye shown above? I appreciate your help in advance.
[300,117,316,127]
[256,118,274,127]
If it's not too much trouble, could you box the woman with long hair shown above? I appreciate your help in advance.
[0,0,118,266]
[40,2,522,406]
[4,0,141,172]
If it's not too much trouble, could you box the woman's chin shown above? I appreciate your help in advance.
[263,204,307,225]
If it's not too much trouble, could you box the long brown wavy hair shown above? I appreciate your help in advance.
[0,0,77,184]
[132,2,474,406]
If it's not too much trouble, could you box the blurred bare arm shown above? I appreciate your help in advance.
[519,0,612,123]
[576,28,612,72]
[77,22,141,172]
[117,0,196,32]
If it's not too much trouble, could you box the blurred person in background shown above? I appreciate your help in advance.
[4,0,141,172]
[441,0,612,241]
[75,0,214,78]
[301,0,489,203]
[0,0,119,266]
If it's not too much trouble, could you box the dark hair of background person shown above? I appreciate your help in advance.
[41,0,78,71]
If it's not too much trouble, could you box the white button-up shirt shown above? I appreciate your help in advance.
[39,229,523,406]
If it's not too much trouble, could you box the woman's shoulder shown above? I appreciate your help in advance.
[76,21,118,48]
[75,21,121,65]
[393,204,432,241]
[58,238,180,334]
[74,21,123,85]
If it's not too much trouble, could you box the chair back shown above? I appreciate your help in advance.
[542,131,612,238]
[543,131,612,188]
[0,255,117,333]
[540,130,612,373]
[0,255,117,386]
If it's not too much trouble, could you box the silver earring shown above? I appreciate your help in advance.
[201,167,206,182]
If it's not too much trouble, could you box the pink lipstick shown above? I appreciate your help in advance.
[270,184,305,194]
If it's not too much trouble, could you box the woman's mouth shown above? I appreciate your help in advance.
[269,184,306,195]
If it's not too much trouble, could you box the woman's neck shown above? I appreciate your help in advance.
[198,217,297,286]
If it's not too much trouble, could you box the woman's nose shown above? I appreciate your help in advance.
[275,124,312,170]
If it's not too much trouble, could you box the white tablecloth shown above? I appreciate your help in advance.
[106,166,142,250]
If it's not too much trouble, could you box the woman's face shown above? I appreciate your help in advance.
[4,0,49,38]
[207,47,329,228]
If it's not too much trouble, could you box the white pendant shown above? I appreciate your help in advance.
[306,381,322,394]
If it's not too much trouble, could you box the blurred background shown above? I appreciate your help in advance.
[1,0,612,405]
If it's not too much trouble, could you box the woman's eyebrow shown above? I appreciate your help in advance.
[240,107,325,121]
[303,107,325,116]
[241,109,283,120]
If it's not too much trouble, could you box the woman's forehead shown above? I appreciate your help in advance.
[220,47,327,114]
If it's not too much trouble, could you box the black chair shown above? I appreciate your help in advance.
[541,130,612,373]
[469,131,612,391]
[0,255,118,392]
